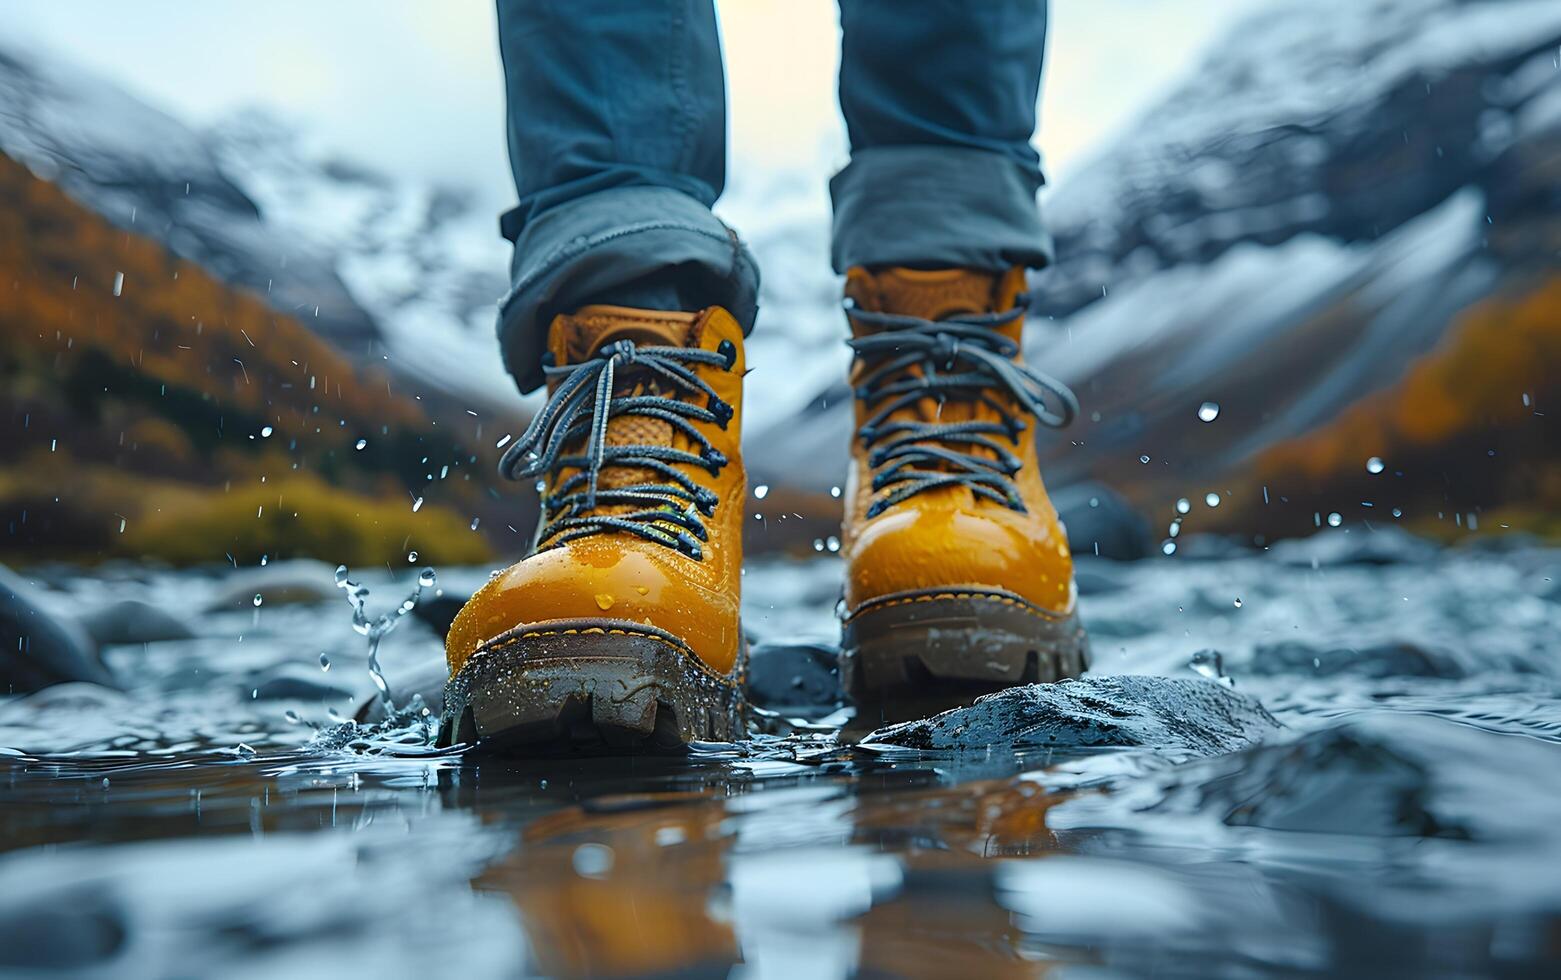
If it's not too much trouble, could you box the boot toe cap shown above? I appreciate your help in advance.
[845,504,1075,614]
[446,539,741,677]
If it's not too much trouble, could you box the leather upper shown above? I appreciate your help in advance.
[841,267,1076,617]
[446,305,747,679]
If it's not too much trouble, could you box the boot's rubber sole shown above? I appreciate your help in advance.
[841,587,1089,730]
[436,618,747,755]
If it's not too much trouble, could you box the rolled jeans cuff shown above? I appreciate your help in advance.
[497,185,760,394]
[829,145,1054,274]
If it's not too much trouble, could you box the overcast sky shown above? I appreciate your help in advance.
[5,1,1266,216]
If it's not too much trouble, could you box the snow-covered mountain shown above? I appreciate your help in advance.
[0,42,380,352]
[749,0,1561,546]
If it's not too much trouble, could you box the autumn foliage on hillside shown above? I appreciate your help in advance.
[0,152,497,565]
[1208,275,1561,540]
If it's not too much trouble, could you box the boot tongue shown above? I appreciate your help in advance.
[845,267,1029,472]
[845,268,1003,329]
[545,305,703,496]
[551,305,699,368]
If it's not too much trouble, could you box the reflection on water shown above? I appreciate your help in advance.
[3,543,1561,976]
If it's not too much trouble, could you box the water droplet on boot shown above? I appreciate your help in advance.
[595,593,615,610]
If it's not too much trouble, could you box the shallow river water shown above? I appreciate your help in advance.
[3,530,1560,977]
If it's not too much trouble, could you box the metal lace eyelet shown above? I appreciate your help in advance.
[716,339,737,370]
[708,396,733,428]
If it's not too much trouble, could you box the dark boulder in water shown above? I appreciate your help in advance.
[1150,715,1561,841]
[410,592,465,641]
[204,560,338,611]
[745,641,842,714]
[1053,482,1153,561]
[1247,639,1466,680]
[1269,527,1438,567]
[860,675,1281,754]
[245,666,352,703]
[79,599,195,646]
[0,565,114,693]
[354,658,447,723]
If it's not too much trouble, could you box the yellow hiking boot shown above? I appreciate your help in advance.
[438,305,749,752]
[839,267,1089,726]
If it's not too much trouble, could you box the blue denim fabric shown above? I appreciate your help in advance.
[496,0,1050,393]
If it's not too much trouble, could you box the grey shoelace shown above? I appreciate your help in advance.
[846,295,1078,517]
[498,338,736,558]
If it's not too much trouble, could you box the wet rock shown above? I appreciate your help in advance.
[1071,559,1128,597]
[205,559,338,611]
[1150,715,1561,841]
[245,666,352,702]
[0,682,129,719]
[745,641,843,714]
[0,565,114,693]
[0,886,126,969]
[79,599,196,646]
[410,592,466,641]
[1269,527,1438,567]
[1053,482,1153,561]
[354,658,447,723]
[1171,534,1253,560]
[861,675,1281,754]
[1247,640,1465,680]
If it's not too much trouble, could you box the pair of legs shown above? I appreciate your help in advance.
[438,0,1086,751]
[493,0,1055,392]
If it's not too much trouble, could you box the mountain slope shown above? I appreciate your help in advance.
[749,0,1561,550]
[0,152,496,565]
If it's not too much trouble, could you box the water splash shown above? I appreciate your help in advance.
[333,564,438,714]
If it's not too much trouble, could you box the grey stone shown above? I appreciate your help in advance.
[0,565,114,693]
[861,674,1281,754]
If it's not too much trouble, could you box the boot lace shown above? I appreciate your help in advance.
[846,296,1078,518]
[498,338,736,559]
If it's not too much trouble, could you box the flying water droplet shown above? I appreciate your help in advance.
[252,593,263,607]
[829,486,842,498]
[1197,401,1221,423]
[826,535,840,553]
[1204,492,1221,508]
[1140,455,1151,464]
[753,484,769,499]
[260,425,273,438]
[407,550,419,563]
[1162,540,1177,555]
[319,652,331,672]
[355,438,368,451]
[1366,456,1385,474]
[470,517,480,530]
[1175,498,1191,514]
[418,569,437,588]
[1327,512,1343,527]
[1233,597,1243,608]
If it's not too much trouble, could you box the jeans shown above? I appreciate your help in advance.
[496,0,1051,393]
